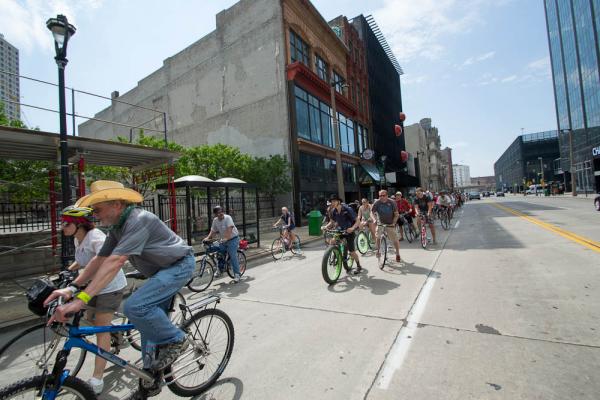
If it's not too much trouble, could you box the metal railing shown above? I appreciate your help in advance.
[0,202,57,233]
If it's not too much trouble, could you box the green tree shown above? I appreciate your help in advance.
[249,155,292,196]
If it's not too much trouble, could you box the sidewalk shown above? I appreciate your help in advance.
[0,224,322,331]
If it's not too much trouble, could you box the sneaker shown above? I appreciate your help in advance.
[152,338,189,371]
[234,273,241,283]
[213,269,222,278]
[353,266,363,275]
[396,255,401,262]
[87,377,104,395]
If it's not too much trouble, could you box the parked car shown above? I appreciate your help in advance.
[595,193,600,211]
[469,191,481,200]
[496,191,505,197]
[482,191,490,197]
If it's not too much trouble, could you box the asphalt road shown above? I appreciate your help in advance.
[1,196,598,399]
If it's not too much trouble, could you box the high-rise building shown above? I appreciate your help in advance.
[452,164,471,188]
[544,0,600,193]
[0,34,20,121]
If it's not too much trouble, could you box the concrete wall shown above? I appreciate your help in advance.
[79,0,289,160]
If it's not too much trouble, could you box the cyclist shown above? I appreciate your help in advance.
[45,180,195,373]
[322,194,363,274]
[273,206,298,251]
[414,187,437,244]
[204,206,242,282]
[394,191,413,242]
[357,198,376,243]
[436,190,452,217]
[62,205,127,395]
[372,190,401,262]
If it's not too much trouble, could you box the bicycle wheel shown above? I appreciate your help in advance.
[187,257,215,292]
[226,251,247,278]
[403,223,414,243]
[271,238,284,260]
[367,230,376,250]
[165,308,235,397]
[441,213,450,230]
[356,231,369,254]
[321,246,342,285]
[290,235,302,254]
[421,225,428,249]
[0,375,95,400]
[378,236,388,269]
[0,324,86,386]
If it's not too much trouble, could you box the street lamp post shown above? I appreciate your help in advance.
[330,79,347,200]
[47,14,76,207]
[47,14,76,267]
[379,155,387,189]
[538,156,544,195]
[562,128,577,196]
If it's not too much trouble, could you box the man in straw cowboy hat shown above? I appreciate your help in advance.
[45,180,195,373]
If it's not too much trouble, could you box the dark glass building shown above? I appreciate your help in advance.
[494,131,561,192]
[544,0,600,193]
[352,15,417,191]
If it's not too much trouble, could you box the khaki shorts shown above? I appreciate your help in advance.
[86,289,124,314]
[376,224,398,242]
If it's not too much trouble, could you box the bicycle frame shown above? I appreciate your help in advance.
[41,294,222,400]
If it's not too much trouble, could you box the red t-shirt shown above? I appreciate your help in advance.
[395,199,412,213]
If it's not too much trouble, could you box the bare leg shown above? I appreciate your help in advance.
[90,311,114,379]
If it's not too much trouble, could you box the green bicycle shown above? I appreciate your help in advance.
[321,229,356,285]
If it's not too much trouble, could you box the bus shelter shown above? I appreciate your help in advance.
[155,176,260,252]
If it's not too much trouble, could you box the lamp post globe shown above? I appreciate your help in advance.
[47,14,75,267]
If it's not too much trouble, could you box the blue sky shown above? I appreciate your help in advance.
[1,0,555,176]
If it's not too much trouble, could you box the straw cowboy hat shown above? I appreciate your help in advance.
[75,180,143,207]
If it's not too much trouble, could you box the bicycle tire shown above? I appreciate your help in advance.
[271,238,284,260]
[367,230,375,250]
[356,231,369,254]
[187,257,215,292]
[321,246,342,285]
[0,324,86,386]
[165,308,235,397]
[403,223,413,243]
[421,225,428,249]
[378,236,388,269]
[441,213,450,230]
[290,235,302,254]
[0,375,95,400]
[226,251,247,279]
[127,291,187,351]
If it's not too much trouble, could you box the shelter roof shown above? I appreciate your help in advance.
[0,126,179,171]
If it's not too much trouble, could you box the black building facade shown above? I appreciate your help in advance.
[494,131,561,192]
[352,15,417,190]
[544,0,600,193]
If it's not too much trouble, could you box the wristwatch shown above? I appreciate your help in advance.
[67,282,81,294]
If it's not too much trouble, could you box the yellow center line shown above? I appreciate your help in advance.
[491,203,600,253]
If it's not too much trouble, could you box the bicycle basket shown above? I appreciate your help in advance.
[26,278,57,316]
[239,239,249,250]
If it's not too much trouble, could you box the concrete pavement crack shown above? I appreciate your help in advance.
[222,296,406,322]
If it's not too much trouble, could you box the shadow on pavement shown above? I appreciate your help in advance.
[383,261,442,278]
[326,268,400,295]
[192,377,244,400]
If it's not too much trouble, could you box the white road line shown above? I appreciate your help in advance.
[375,272,438,389]
[454,220,460,229]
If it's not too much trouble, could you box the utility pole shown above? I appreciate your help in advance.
[569,129,577,196]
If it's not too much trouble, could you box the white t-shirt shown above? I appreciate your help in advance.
[75,228,127,295]
[211,215,239,239]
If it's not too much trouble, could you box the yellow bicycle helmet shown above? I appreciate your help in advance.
[61,206,94,224]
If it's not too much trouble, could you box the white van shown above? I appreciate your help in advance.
[525,184,543,195]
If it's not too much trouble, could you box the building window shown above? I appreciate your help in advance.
[357,125,369,154]
[290,30,309,65]
[333,71,344,94]
[338,113,356,155]
[315,55,329,82]
[295,85,333,147]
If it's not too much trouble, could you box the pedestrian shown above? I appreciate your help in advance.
[204,206,242,283]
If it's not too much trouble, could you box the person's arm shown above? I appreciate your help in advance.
[273,217,282,228]
[427,201,434,215]
[67,261,80,271]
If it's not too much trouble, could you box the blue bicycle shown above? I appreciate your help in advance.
[0,294,234,400]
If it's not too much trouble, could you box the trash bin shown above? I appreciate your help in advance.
[307,210,323,236]
[544,188,550,196]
